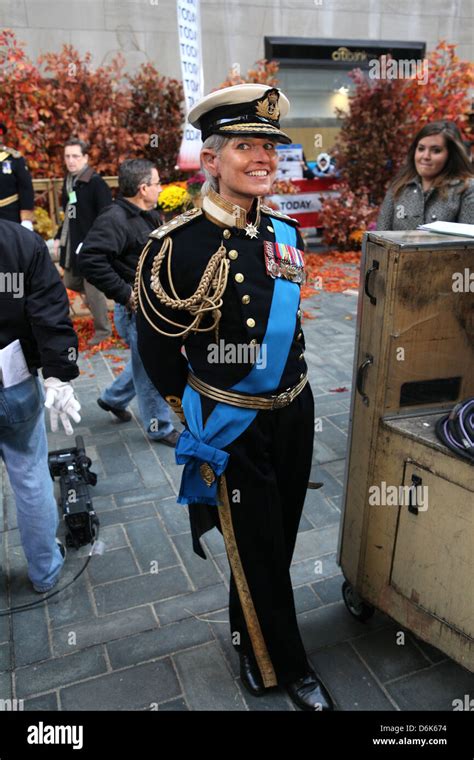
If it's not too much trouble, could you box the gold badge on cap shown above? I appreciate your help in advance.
[255,88,280,121]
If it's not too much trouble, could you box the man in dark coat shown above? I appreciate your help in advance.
[0,220,80,592]
[0,122,34,229]
[78,159,178,445]
[54,138,112,345]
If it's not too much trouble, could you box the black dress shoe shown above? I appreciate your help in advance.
[155,429,180,448]
[239,652,265,697]
[97,398,132,422]
[286,668,335,711]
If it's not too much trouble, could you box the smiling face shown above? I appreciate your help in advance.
[414,133,449,183]
[201,137,279,210]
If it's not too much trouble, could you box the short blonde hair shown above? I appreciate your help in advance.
[200,134,230,196]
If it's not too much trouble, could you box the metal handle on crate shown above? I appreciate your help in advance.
[408,474,423,516]
[356,354,373,406]
[364,259,379,304]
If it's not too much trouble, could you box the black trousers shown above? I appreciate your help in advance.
[214,383,314,685]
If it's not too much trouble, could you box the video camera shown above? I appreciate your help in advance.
[48,435,99,549]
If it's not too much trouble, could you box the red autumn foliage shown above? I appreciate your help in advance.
[0,30,185,180]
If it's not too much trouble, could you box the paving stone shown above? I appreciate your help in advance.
[15,646,107,698]
[98,501,157,527]
[410,636,447,665]
[133,449,170,484]
[93,470,143,497]
[12,601,50,668]
[125,517,179,573]
[303,491,341,529]
[312,574,345,605]
[314,439,339,464]
[154,584,229,626]
[308,642,395,711]
[291,552,341,586]
[94,566,191,615]
[0,612,10,645]
[327,412,350,433]
[85,546,141,586]
[93,523,128,549]
[293,525,339,562]
[115,485,175,507]
[158,697,188,711]
[60,659,180,711]
[317,418,349,458]
[46,574,95,630]
[5,529,20,548]
[385,660,474,711]
[173,641,246,711]
[107,616,213,670]
[309,465,343,498]
[88,495,116,513]
[352,626,433,682]
[170,533,221,589]
[294,584,322,614]
[98,441,136,476]
[155,498,190,536]
[214,552,230,578]
[298,600,391,652]
[24,692,59,711]
[52,606,157,656]
[0,671,12,699]
[0,642,11,672]
[324,458,348,485]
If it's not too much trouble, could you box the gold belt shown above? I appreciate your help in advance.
[0,193,19,208]
[188,372,308,410]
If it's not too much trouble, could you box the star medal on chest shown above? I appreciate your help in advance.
[244,221,259,239]
[263,241,306,284]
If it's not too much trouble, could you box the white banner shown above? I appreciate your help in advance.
[177,0,204,171]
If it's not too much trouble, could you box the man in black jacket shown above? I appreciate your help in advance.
[0,221,81,593]
[54,138,112,346]
[78,159,178,446]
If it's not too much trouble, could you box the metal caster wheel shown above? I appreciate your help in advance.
[342,580,375,622]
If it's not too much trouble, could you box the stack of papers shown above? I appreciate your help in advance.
[417,221,474,238]
[0,340,31,387]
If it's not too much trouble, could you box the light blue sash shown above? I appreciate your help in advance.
[175,218,299,505]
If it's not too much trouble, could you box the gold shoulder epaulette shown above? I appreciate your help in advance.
[149,207,203,241]
[0,146,21,159]
[260,204,299,226]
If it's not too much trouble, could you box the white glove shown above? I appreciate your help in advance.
[21,220,34,231]
[44,377,81,435]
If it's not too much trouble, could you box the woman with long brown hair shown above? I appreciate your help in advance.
[376,120,474,230]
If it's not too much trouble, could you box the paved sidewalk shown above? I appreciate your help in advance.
[1,282,472,711]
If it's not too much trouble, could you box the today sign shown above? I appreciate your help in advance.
[177,0,204,170]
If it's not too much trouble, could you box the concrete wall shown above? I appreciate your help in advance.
[3,0,473,91]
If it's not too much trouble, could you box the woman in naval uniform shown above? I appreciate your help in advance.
[135,84,334,711]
